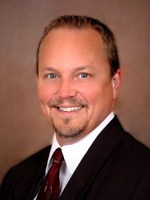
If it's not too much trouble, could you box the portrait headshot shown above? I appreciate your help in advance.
[0,1,150,200]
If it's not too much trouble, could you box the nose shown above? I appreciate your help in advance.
[56,79,77,99]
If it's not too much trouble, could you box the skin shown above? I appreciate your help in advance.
[37,28,121,146]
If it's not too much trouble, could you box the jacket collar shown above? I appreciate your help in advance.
[59,116,125,200]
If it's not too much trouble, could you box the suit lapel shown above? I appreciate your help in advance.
[14,146,51,200]
[59,117,125,200]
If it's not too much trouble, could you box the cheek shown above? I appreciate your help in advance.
[81,83,113,110]
[80,86,101,105]
[38,85,53,104]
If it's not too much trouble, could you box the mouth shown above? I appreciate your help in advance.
[49,98,87,113]
[58,106,83,112]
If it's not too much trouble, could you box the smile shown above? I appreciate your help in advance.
[59,107,82,112]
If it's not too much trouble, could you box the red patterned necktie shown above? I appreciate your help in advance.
[37,148,64,200]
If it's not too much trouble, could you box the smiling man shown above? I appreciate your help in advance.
[0,15,150,200]
[37,26,120,145]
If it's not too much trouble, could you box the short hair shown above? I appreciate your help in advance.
[36,15,120,76]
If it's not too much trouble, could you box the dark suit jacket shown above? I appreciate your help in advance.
[0,117,150,200]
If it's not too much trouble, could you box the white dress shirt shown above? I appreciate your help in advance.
[45,112,114,194]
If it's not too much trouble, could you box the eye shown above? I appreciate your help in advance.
[78,73,90,78]
[47,73,57,79]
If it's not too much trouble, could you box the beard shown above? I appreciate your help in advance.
[51,116,88,138]
[48,97,88,139]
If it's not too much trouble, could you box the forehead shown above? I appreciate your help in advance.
[38,28,107,68]
[40,27,104,53]
[38,28,109,75]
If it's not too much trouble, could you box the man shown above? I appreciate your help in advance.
[0,15,150,200]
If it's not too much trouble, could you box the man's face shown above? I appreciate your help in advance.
[37,28,121,145]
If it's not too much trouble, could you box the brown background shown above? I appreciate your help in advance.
[0,0,150,182]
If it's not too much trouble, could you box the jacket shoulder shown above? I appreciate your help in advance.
[0,146,51,199]
[7,145,50,176]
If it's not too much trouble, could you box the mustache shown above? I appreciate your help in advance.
[48,97,87,108]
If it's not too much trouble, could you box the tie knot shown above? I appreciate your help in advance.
[52,148,64,166]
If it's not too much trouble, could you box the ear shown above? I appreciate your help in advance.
[111,69,121,100]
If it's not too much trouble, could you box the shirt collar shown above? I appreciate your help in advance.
[46,112,114,174]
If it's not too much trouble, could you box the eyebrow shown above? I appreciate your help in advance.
[40,65,94,73]
[40,67,59,73]
[73,66,94,72]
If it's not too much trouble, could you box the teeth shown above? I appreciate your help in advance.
[59,107,82,112]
